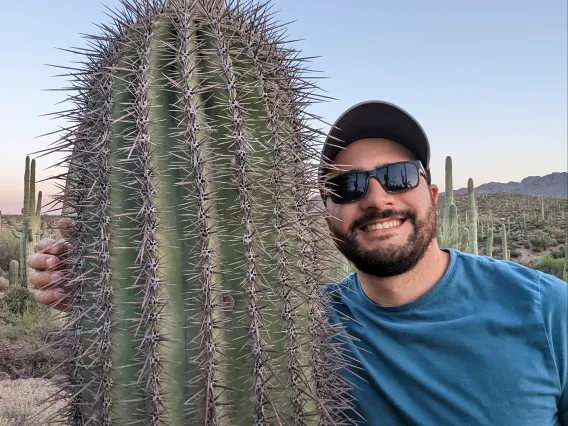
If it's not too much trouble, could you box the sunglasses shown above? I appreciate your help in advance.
[324,160,428,204]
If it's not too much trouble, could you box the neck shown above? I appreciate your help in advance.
[356,241,450,307]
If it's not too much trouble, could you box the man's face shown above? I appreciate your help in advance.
[324,138,439,277]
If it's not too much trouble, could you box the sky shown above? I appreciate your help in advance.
[0,0,566,214]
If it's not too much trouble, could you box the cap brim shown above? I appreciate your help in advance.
[320,100,430,179]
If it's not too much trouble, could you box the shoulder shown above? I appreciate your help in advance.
[448,249,567,320]
[450,248,551,292]
[452,249,567,387]
[451,248,542,277]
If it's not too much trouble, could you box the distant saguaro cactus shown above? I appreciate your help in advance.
[562,226,568,282]
[501,224,509,261]
[35,1,356,425]
[461,227,469,252]
[467,178,478,255]
[444,156,453,219]
[10,156,43,288]
[487,228,493,258]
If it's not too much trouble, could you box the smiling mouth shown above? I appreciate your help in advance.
[360,218,406,232]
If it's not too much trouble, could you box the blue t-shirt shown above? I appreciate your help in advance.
[323,248,567,425]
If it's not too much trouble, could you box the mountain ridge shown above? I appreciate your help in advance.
[444,172,567,198]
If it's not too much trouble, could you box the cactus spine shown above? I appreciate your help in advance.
[9,260,19,287]
[467,178,478,254]
[36,2,355,425]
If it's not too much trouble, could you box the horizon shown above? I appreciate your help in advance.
[1,0,566,214]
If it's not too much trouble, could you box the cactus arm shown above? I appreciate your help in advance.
[9,260,19,286]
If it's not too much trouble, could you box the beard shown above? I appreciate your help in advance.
[329,198,438,278]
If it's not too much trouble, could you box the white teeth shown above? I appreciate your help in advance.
[364,219,402,231]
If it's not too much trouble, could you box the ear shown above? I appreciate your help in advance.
[429,183,439,203]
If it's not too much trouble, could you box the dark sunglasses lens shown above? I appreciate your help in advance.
[331,172,367,203]
[376,162,420,191]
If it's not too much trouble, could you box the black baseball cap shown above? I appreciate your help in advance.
[318,100,431,198]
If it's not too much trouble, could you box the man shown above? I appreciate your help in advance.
[29,100,567,425]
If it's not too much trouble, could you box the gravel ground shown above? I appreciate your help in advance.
[0,378,66,425]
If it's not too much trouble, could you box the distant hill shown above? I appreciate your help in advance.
[449,172,567,198]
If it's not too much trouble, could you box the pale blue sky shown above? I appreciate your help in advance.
[1,0,566,214]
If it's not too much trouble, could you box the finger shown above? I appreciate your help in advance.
[29,270,62,290]
[35,239,70,257]
[35,238,57,252]
[34,288,68,312]
[58,218,76,239]
[27,253,61,272]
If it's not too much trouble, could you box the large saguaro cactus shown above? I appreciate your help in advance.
[36,1,356,425]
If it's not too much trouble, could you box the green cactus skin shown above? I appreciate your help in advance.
[487,228,493,258]
[466,178,478,255]
[9,260,18,287]
[35,2,356,425]
[501,224,508,261]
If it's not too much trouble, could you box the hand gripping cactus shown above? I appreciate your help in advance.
[34,1,356,425]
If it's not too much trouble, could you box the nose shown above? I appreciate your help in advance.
[359,176,396,210]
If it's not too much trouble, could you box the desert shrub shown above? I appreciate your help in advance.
[510,250,521,258]
[0,228,20,273]
[531,254,565,279]
[0,289,62,381]
[528,230,557,250]
[549,246,565,259]
[0,287,34,315]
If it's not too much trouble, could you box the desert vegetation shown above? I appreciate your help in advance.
[436,156,568,281]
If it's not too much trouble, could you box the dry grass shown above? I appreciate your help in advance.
[0,378,65,426]
[0,287,66,425]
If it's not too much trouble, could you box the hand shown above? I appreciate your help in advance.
[27,218,75,311]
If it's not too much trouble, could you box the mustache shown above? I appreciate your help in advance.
[351,209,415,231]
